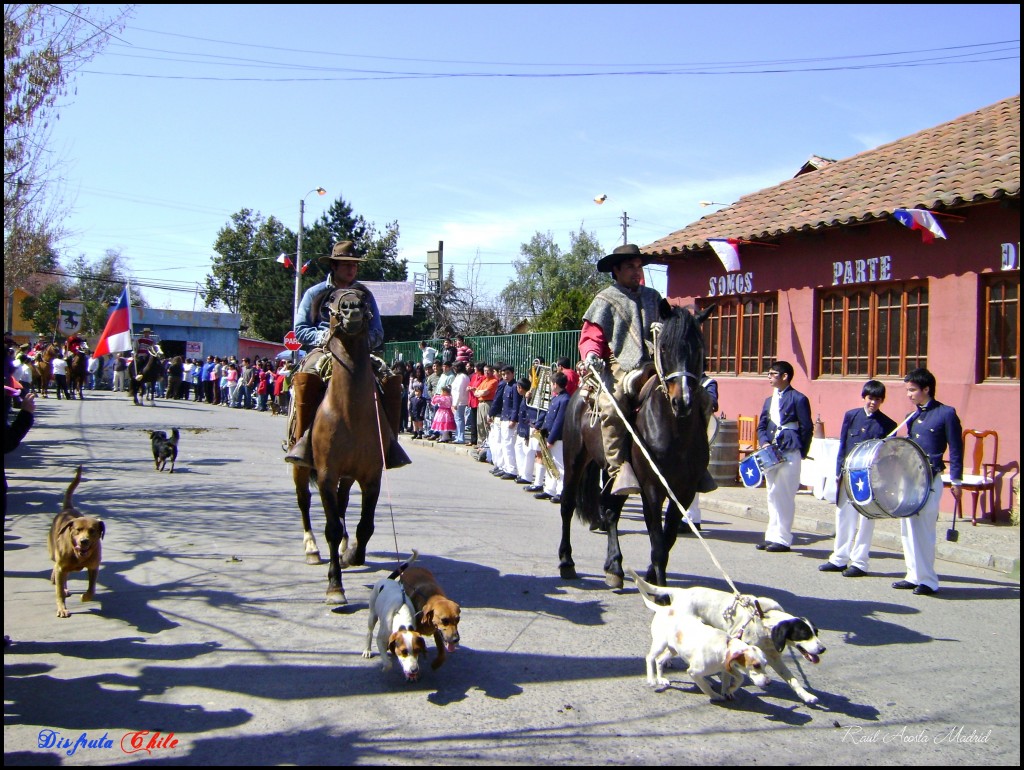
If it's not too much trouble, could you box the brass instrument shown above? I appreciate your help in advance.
[528,364,560,479]
[532,428,561,481]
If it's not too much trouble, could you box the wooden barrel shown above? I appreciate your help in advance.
[710,419,739,487]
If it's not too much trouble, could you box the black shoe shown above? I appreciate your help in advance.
[680,521,702,535]
[912,585,937,595]
[842,566,867,578]
[818,562,846,572]
[490,467,503,475]
[500,472,517,480]
[515,477,530,484]
[755,542,770,551]
[534,492,552,500]
[524,484,543,493]
[765,543,791,553]
[892,580,918,590]
[549,495,561,504]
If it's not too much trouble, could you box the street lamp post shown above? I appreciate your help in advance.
[293,187,327,329]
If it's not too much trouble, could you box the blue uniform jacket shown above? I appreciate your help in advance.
[500,381,522,422]
[905,400,964,483]
[541,391,570,444]
[757,387,814,458]
[835,407,898,477]
[294,277,384,350]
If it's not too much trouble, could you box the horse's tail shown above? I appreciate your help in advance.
[574,461,604,527]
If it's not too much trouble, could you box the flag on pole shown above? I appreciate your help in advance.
[708,238,742,272]
[92,286,133,356]
[276,253,294,269]
[300,260,313,275]
[893,208,946,243]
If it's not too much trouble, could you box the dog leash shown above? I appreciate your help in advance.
[589,362,742,597]
[369,384,405,570]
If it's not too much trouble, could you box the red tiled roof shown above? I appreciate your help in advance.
[645,95,1020,257]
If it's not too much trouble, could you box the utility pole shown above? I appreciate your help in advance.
[620,211,629,245]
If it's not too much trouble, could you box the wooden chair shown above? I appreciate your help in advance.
[737,415,757,460]
[942,429,999,525]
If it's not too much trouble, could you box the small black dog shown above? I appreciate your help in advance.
[149,428,179,473]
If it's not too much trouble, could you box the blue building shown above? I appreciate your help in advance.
[131,307,241,360]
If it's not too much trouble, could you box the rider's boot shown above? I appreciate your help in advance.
[284,372,325,468]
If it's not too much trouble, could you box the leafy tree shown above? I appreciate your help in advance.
[21,248,142,337]
[500,228,607,330]
[4,4,133,296]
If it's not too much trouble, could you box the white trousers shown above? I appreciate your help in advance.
[498,420,518,474]
[529,432,546,489]
[683,495,702,525]
[543,441,564,497]
[488,421,506,470]
[828,500,875,570]
[514,435,536,482]
[899,474,942,590]
[765,449,802,547]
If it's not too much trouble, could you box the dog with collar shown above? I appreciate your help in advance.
[363,577,427,682]
[637,581,769,701]
[47,467,105,618]
[627,569,825,704]
[399,564,461,670]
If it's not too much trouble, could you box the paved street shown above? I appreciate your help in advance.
[4,391,1020,766]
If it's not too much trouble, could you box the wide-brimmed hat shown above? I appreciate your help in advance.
[318,240,364,270]
[596,243,652,273]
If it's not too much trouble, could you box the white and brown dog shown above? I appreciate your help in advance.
[47,467,105,619]
[635,573,769,701]
[628,569,826,705]
[363,577,427,682]
[399,565,461,670]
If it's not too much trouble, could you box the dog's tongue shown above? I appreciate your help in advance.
[803,651,820,664]
[446,642,458,653]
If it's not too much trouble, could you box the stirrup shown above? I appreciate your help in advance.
[611,462,641,496]
[284,431,314,468]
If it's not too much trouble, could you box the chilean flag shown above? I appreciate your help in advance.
[276,253,294,269]
[893,208,946,243]
[708,238,742,272]
[92,286,133,356]
[300,259,313,275]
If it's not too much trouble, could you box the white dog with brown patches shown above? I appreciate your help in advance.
[628,568,825,705]
[363,577,427,682]
[638,582,769,700]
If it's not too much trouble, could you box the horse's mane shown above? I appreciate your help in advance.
[657,306,705,373]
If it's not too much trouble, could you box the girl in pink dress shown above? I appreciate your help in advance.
[430,385,456,443]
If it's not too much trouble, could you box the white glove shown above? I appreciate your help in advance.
[650,321,664,336]
[585,352,604,372]
[314,327,331,347]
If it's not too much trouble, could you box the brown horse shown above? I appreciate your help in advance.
[290,286,407,604]
[67,351,88,400]
[30,345,60,397]
[558,303,713,588]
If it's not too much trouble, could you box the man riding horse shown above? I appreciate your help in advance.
[284,240,406,470]
[579,244,717,497]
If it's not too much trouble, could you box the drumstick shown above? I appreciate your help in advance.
[886,409,921,438]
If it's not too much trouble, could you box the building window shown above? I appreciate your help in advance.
[983,274,1020,380]
[699,295,777,375]
[818,283,928,377]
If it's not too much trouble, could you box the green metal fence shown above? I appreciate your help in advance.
[384,331,581,376]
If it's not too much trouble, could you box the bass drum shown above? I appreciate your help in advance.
[706,414,720,446]
[843,437,932,520]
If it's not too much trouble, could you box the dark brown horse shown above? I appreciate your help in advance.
[290,286,405,604]
[558,303,713,588]
[29,344,60,397]
[67,351,88,400]
[129,346,164,405]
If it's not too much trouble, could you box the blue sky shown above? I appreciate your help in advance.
[47,3,1020,313]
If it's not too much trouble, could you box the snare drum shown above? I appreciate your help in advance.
[752,444,785,474]
[843,437,932,519]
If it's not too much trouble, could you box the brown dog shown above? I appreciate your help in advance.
[399,566,461,670]
[47,467,105,618]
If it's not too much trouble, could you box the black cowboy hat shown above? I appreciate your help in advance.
[317,240,365,270]
[596,243,653,273]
